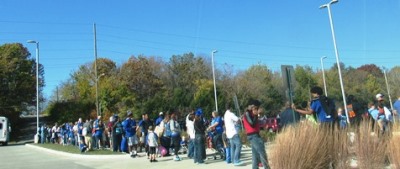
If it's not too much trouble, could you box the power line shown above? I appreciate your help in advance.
[0,20,90,26]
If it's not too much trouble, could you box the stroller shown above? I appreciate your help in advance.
[179,136,188,154]
[207,131,226,160]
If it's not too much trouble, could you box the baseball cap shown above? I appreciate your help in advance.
[195,108,203,116]
[376,93,384,101]
[127,111,133,116]
[248,99,261,107]
[159,112,163,115]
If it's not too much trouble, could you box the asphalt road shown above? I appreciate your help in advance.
[0,144,256,169]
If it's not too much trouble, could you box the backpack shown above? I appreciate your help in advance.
[347,104,356,118]
[170,120,181,137]
[318,95,337,120]
[162,121,171,137]
[115,123,123,135]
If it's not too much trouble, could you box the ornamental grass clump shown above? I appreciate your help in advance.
[355,120,388,169]
[270,121,349,169]
[388,123,400,169]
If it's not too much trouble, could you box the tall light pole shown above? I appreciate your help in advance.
[320,0,350,124]
[211,50,218,112]
[320,56,328,97]
[383,68,395,123]
[27,40,40,141]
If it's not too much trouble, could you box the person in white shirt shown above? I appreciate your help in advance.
[185,110,195,159]
[375,93,392,135]
[224,107,243,166]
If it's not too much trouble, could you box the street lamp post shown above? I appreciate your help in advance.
[320,0,350,124]
[27,40,40,142]
[320,56,328,97]
[383,69,395,123]
[211,50,218,112]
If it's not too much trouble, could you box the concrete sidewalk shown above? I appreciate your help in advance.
[26,144,127,160]
[26,144,257,169]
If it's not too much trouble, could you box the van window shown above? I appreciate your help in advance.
[0,123,3,129]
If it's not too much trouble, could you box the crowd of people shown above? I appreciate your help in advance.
[291,86,399,135]
[35,85,400,169]
[36,100,273,169]
[37,116,107,151]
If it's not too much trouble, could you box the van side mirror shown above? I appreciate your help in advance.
[8,126,11,132]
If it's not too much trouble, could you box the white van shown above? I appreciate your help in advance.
[0,116,11,146]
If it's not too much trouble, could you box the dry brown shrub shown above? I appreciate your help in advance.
[355,120,388,169]
[270,121,349,169]
[388,123,400,168]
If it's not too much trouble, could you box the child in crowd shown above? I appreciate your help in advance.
[79,139,87,153]
[337,107,347,129]
[180,136,188,154]
[222,131,231,164]
[147,126,158,162]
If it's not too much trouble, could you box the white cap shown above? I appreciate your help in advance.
[159,112,163,115]
[376,93,384,100]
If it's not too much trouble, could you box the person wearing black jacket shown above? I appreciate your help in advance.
[193,108,206,164]
[112,116,123,152]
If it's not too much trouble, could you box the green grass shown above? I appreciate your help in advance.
[35,143,124,155]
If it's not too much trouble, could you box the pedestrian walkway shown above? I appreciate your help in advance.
[26,144,257,169]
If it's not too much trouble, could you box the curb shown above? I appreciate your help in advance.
[25,144,129,160]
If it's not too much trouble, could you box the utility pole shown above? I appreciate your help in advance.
[56,86,59,102]
[94,23,99,117]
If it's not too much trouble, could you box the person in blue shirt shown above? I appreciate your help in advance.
[40,123,47,144]
[393,96,400,122]
[77,118,84,146]
[63,123,70,145]
[374,94,392,135]
[155,112,164,126]
[79,139,87,153]
[93,116,104,149]
[122,111,139,157]
[170,111,182,161]
[138,112,153,156]
[337,107,347,129]
[207,111,225,160]
[160,112,172,156]
[292,86,335,124]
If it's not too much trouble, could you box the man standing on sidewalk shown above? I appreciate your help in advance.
[224,106,243,166]
[185,110,195,159]
[123,111,139,157]
[243,99,270,169]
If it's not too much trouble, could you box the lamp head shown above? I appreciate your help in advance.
[319,4,328,9]
[331,0,338,5]
[320,0,338,9]
[322,56,327,59]
[212,50,218,54]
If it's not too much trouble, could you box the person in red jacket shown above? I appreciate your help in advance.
[243,99,270,169]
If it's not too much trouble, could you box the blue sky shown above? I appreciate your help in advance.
[1,0,400,98]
